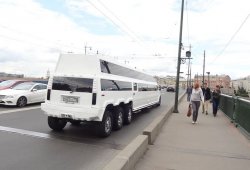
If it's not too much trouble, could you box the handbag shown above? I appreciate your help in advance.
[187,104,192,117]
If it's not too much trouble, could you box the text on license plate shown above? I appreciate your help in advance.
[62,96,79,104]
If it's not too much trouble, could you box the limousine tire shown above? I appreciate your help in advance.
[124,105,132,125]
[48,116,67,131]
[113,106,124,130]
[70,120,81,126]
[97,110,113,137]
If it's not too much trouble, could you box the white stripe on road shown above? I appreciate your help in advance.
[0,106,41,115]
[0,125,51,139]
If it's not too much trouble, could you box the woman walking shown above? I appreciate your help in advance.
[212,85,221,117]
[190,83,204,124]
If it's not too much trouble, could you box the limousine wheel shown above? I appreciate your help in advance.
[113,106,124,130]
[70,120,81,126]
[124,105,132,125]
[48,116,67,131]
[97,110,113,137]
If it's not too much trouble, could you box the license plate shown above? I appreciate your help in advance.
[62,96,79,104]
[61,114,73,118]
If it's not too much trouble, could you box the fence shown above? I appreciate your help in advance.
[220,94,250,135]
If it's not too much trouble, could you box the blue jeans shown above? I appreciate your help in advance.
[212,99,219,115]
[191,101,201,122]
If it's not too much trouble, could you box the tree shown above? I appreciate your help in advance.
[236,87,249,97]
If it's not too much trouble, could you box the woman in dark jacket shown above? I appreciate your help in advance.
[212,85,221,117]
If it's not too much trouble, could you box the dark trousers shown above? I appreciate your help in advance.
[191,101,201,122]
[212,99,219,116]
[187,94,191,101]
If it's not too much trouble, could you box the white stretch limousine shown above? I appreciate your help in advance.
[41,54,161,137]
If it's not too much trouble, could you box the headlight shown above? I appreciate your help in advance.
[4,95,15,99]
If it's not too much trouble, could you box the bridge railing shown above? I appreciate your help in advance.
[219,94,250,135]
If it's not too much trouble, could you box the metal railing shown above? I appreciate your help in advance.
[219,94,250,135]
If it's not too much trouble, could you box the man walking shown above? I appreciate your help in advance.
[203,83,211,115]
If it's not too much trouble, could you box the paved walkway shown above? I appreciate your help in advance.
[134,98,250,170]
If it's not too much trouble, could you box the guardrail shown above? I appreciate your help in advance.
[220,94,250,135]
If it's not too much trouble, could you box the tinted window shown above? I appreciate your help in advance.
[101,79,132,91]
[13,82,35,90]
[138,83,158,91]
[52,77,93,93]
[100,60,155,82]
[133,83,137,91]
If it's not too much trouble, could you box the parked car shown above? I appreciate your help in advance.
[0,80,29,90]
[166,85,175,92]
[0,82,47,107]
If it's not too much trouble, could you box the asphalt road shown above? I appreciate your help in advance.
[0,89,184,170]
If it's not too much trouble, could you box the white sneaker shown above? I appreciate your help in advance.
[192,121,195,124]
[195,121,198,124]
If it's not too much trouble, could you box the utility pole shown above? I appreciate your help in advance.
[202,50,205,87]
[84,44,92,55]
[173,0,184,113]
[189,64,192,86]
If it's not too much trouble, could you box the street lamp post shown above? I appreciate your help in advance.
[206,72,210,88]
[84,44,92,55]
[173,0,185,113]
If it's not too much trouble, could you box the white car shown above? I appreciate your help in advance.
[0,82,47,107]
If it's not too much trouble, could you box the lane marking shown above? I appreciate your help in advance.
[0,125,50,139]
[0,106,41,115]
[0,125,124,150]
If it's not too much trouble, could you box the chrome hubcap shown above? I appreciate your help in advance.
[105,117,111,133]
[128,109,132,122]
[118,112,123,127]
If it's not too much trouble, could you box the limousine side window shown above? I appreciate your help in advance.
[101,79,132,91]
[100,60,155,82]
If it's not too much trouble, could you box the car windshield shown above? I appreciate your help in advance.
[0,80,15,87]
[13,83,34,90]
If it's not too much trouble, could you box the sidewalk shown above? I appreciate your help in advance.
[134,99,250,170]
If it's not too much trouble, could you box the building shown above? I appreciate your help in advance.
[231,76,250,93]
[0,72,24,78]
[154,75,186,88]
[194,74,231,89]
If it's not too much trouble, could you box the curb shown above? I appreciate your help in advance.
[103,135,148,170]
[102,92,186,170]
[143,92,186,144]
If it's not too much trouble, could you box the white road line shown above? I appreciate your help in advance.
[0,106,41,115]
[0,126,51,139]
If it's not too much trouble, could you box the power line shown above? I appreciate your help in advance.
[95,0,141,42]
[0,24,84,52]
[85,0,140,42]
[210,13,250,64]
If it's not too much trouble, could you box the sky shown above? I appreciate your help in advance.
[0,0,249,80]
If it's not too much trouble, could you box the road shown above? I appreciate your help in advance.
[0,90,184,170]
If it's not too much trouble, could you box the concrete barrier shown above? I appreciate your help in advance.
[103,92,186,170]
[103,135,148,170]
[143,92,186,144]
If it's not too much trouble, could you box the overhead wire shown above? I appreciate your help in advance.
[85,0,141,43]
[209,13,250,64]
[0,24,84,52]
[85,0,166,57]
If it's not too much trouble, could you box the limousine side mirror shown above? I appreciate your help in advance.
[32,89,38,92]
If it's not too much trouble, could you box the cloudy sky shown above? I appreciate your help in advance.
[0,0,249,79]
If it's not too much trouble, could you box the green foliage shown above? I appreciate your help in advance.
[235,87,249,97]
